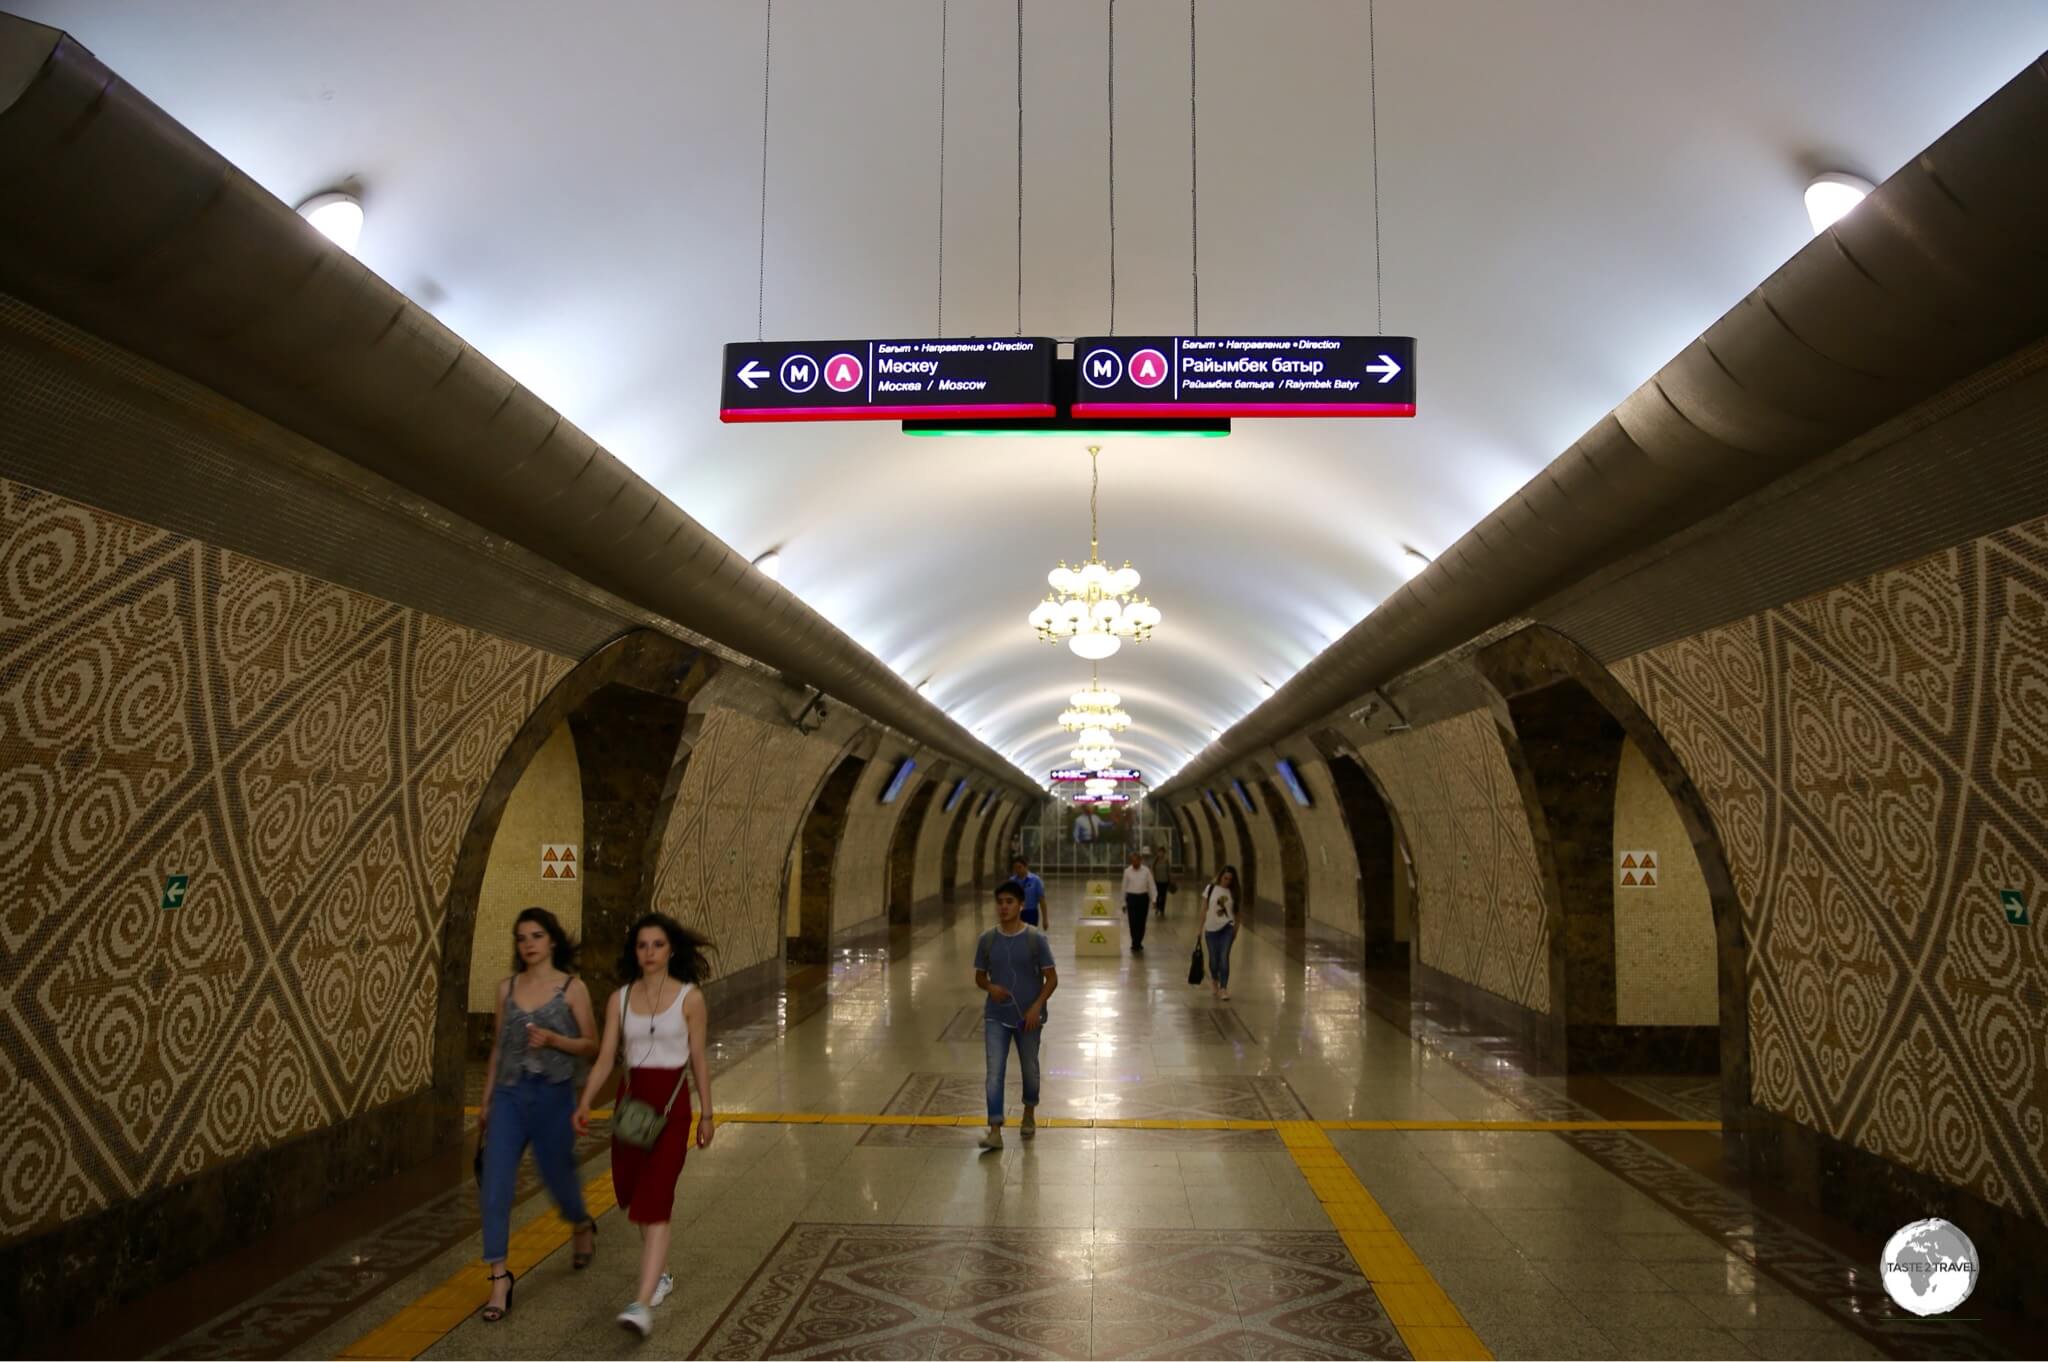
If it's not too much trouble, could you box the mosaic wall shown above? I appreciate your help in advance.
[646,708,841,979]
[830,754,922,932]
[1359,709,1552,1013]
[1611,738,1718,1026]
[1612,514,2048,1224]
[465,723,582,1012]
[1293,759,1366,935]
[0,478,571,1245]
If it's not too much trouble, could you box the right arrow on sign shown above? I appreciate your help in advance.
[1368,354,1402,384]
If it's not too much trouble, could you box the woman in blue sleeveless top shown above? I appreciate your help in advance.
[477,908,600,1322]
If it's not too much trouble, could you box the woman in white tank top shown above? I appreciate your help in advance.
[577,913,717,1339]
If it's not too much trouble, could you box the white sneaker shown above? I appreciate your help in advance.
[978,1126,1003,1151]
[649,1272,675,1308]
[617,1301,653,1337]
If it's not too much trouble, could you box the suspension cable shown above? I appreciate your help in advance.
[937,0,948,334]
[1369,0,1383,332]
[756,0,774,341]
[1188,0,1200,335]
[1015,0,1025,336]
[1107,0,1117,335]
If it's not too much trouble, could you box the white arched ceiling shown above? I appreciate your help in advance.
[25,0,2046,789]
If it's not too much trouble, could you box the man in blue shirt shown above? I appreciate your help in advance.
[973,879,1058,1151]
[1009,856,1047,928]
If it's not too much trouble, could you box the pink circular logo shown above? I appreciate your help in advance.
[824,352,864,393]
[1129,348,1168,389]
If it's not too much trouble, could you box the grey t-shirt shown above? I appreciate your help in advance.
[974,924,1056,1028]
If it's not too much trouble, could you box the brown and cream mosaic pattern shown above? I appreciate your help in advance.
[1359,710,1551,1013]
[0,478,572,1244]
[693,1224,1412,1360]
[648,707,840,978]
[1613,513,2048,1225]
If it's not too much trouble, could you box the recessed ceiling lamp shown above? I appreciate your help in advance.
[295,189,364,254]
[752,548,782,580]
[1027,446,1162,659]
[1804,172,1873,235]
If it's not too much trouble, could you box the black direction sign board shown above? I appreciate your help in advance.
[720,337,1058,423]
[1068,336,1416,418]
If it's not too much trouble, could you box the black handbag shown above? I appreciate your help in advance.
[1188,944,1205,986]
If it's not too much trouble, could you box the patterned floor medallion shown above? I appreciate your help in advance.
[1604,1073,1724,1123]
[693,1225,1412,1360]
[858,1072,1306,1149]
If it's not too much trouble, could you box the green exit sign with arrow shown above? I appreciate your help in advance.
[2002,890,2029,926]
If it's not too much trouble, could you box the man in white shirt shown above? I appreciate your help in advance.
[1121,850,1156,953]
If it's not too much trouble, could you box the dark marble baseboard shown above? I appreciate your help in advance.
[0,1089,444,1354]
[1411,958,1564,1071]
[1731,1103,2048,1319]
[1364,939,1411,968]
[701,953,787,1017]
[1564,1022,1719,1074]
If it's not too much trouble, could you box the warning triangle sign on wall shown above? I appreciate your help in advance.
[561,846,576,862]
[1620,853,1638,869]
[1640,852,1656,869]
[1640,869,1656,887]
[1620,870,1637,886]
[543,846,559,862]
[542,863,559,879]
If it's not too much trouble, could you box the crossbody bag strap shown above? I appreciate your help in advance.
[619,987,633,1082]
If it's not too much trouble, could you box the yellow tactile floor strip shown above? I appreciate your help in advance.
[1277,1121,1493,1361]
[369,1111,1711,1359]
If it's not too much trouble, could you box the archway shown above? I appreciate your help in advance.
[434,630,713,1126]
[1257,778,1310,927]
[1224,792,1259,920]
[970,798,998,899]
[939,790,974,904]
[887,777,941,925]
[1200,798,1228,889]
[1320,746,1408,967]
[1475,625,1742,1100]
[793,751,866,963]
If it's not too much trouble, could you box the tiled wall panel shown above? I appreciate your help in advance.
[645,708,841,978]
[1359,710,1551,1013]
[0,479,571,1245]
[1612,514,2048,1224]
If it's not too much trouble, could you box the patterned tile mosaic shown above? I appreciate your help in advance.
[1611,514,2048,1227]
[692,1225,1412,1360]
[0,478,572,1245]
[1358,710,1552,1013]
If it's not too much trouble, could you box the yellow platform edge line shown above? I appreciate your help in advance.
[456,1107,1715,1133]
[1282,1140,1493,1362]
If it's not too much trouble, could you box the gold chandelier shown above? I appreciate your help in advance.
[1058,666,1132,734]
[1026,446,1161,660]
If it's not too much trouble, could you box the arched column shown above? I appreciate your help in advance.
[1310,731,1412,967]
[790,737,874,963]
[888,774,943,925]
[433,630,714,1122]
[1258,777,1310,926]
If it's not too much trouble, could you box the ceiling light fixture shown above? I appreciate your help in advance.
[295,190,364,254]
[1059,665,1132,733]
[752,548,783,580]
[1027,446,1162,659]
[1804,172,1873,235]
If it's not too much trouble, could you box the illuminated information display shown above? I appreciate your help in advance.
[721,337,1058,422]
[1069,336,1416,418]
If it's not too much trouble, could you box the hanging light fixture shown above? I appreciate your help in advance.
[1027,446,1162,658]
[1058,665,1132,733]
[1071,741,1123,770]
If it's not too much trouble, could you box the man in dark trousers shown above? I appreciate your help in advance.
[1121,849,1156,952]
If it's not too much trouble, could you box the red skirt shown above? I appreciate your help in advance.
[611,1067,690,1224]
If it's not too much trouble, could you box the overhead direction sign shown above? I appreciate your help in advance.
[1050,767,1142,784]
[1071,336,1416,418]
[721,337,1058,422]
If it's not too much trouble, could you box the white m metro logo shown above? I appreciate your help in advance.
[1081,348,1123,388]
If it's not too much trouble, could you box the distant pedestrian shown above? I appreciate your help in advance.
[1010,856,1047,928]
[1201,866,1241,1001]
[1150,845,1172,917]
[974,880,1058,1151]
[477,909,599,1323]
[1121,849,1156,952]
[576,914,717,1339]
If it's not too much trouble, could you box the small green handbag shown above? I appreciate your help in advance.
[613,988,685,1150]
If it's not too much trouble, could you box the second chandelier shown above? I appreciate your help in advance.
[1027,445,1162,660]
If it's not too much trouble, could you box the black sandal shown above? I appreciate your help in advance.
[572,1218,598,1270]
[480,1269,515,1323]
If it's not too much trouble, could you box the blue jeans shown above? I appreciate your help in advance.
[1205,925,1237,988]
[480,1073,588,1262]
[984,1020,1042,1125]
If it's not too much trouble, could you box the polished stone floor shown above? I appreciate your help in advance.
[98,881,2037,1361]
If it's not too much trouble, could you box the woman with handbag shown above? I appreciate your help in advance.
[575,913,717,1339]
[1200,866,1241,1001]
[476,908,599,1323]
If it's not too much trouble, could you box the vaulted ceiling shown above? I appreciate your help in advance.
[18,0,2045,786]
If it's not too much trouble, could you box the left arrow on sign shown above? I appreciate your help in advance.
[1368,354,1402,384]
[737,360,770,390]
